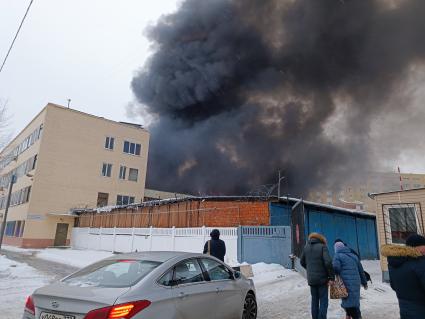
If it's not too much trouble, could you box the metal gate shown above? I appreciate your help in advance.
[237,226,291,268]
[291,199,306,257]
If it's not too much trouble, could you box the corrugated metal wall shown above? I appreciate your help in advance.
[270,203,379,260]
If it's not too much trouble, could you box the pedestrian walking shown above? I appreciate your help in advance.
[333,241,367,319]
[203,229,226,262]
[334,239,371,319]
[300,233,335,319]
[381,234,425,319]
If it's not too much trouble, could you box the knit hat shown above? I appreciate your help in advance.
[406,234,425,247]
[210,229,220,239]
[334,241,345,253]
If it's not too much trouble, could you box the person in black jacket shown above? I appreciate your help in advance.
[300,233,335,319]
[203,229,226,262]
[381,234,425,319]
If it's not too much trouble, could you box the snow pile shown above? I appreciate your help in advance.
[36,249,113,268]
[0,256,49,319]
[251,262,296,286]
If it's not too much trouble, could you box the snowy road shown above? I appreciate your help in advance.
[0,255,50,319]
[1,249,399,319]
[253,261,399,319]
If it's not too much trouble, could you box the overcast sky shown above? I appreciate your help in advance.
[0,0,178,134]
[0,0,423,175]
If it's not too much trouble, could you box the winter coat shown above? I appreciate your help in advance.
[333,246,367,309]
[300,233,335,286]
[381,244,425,319]
[203,238,226,262]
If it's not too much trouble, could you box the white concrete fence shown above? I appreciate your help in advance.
[71,227,238,264]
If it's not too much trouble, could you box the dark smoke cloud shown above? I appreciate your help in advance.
[130,0,425,196]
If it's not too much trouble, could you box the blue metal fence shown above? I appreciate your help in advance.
[237,226,292,268]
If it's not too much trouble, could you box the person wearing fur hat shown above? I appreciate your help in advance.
[381,234,425,319]
[333,241,367,319]
[300,233,335,319]
[203,229,226,262]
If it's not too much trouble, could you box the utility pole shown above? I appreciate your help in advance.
[0,173,16,250]
[277,170,286,199]
[278,170,281,199]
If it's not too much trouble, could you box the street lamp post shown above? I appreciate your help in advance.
[0,173,16,250]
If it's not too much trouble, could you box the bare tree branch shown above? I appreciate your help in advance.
[0,99,12,151]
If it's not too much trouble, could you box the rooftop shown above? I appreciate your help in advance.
[1,103,147,155]
[72,195,374,218]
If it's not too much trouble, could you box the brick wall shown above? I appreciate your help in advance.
[77,199,270,228]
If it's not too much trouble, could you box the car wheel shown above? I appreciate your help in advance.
[242,293,257,319]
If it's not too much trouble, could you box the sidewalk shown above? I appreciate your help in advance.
[1,249,77,280]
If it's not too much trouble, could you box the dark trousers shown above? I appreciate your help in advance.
[345,307,361,319]
[310,285,329,319]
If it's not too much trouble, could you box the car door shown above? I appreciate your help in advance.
[199,258,245,319]
[172,258,216,319]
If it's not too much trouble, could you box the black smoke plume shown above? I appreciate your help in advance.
[130,0,425,196]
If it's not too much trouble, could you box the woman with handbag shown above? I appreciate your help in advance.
[332,241,368,319]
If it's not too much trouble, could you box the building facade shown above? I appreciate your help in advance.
[0,103,149,248]
[370,188,425,281]
[309,172,425,213]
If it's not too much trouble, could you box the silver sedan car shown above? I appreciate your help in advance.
[23,251,257,319]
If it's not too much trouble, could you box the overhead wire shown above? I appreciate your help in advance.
[0,0,35,74]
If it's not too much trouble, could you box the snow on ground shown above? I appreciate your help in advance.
[1,245,399,319]
[0,255,50,319]
[252,260,399,319]
[2,245,113,268]
[36,248,113,268]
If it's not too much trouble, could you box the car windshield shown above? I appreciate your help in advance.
[63,259,161,288]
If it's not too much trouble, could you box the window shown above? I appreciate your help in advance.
[174,259,204,285]
[63,259,161,288]
[20,221,25,237]
[102,163,112,177]
[128,168,138,182]
[38,123,43,139]
[123,141,141,156]
[1,186,31,208]
[14,221,22,237]
[25,186,31,203]
[158,269,174,287]
[97,192,109,207]
[388,205,418,244]
[5,221,16,237]
[32,155,37,170]
[200,258,232,281]
[0,124,43,170]
[119,166,127,180]
[105,137,115,150]
[116,195,135,206]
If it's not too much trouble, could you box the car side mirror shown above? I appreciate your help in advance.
[233,271,241,279]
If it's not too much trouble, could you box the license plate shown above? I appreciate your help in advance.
[40,312,75,319]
